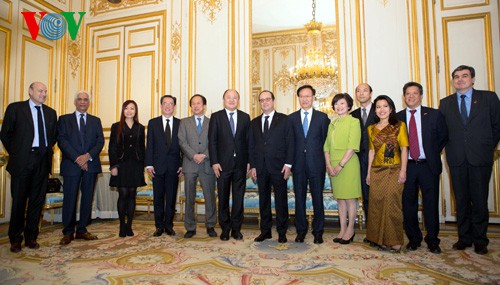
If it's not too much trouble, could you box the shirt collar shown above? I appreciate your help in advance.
[301,108,313,115]
[457,88,473,99]
[406,105,421,113]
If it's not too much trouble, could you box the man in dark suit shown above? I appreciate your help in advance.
[145,95,182,237]
[289,85,329,244]
[208,89,250,241]
[351,83,376,227]
[396,82,448,254]
[0,82,57,253]
[439,65,500,255]
[249,90,294,243]
[178,94,217,238]
[58,91,104,245]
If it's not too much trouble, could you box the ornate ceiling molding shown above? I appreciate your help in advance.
[68,34,81,79]
[89,0,163,16]
[253,29,336,48]
[171,21,181,63]
[195,0,223,23]
[251,50,260,85]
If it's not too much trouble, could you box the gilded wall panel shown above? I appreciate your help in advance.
[95,56,120,128]
[0,0,12,23]
[171,21,181,63]
[441,0,489,10]
[128,27,156,49]
[21,37,53,102]
[442,13,493,95]
[0,26,10,120]
[97,32,121,53]
[126,52,155,124]
[89,0,163,16]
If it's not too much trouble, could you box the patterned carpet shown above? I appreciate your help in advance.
[0,221,499,284]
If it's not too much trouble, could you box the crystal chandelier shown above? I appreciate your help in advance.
[289,0,337,99]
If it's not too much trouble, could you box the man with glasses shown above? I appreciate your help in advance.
[249,90,294,243]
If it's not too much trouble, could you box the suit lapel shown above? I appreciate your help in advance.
[420,107,429,142]
[449,94,463,123]
[468,89,480,123]
[22,101,35,133]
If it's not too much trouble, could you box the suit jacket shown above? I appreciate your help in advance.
[288,109,329,174]
[0,100,57,175]
[439,89,500,166]
[108,122,145,168]
[351,104,376,154]
[58,112,104,175]
[396,106,448,175]
[145,116,181,174]
[208,109,250,171]
[178,115,213,174]
[249,112,294,174]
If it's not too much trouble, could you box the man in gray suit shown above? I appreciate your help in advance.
[178,94,217,238]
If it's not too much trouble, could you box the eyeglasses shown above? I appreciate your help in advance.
[259,97,273,103]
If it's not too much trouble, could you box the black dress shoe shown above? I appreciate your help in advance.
[184,231,196,238]
[153,228,164,237]
[333,237,342,243]
[338,233,355,245]
[164,228,176,236]
[452,241,472,250]
[25,240,40,249]
[231,231,243,240]
[313,234,324,244]
[207,227,217,237]
[474,244,488,255]
[220,231,230,241]
[278,234,287,243]
[10,242,22,253]
[405,242,421,251]
[428,244,442,254]
[254,233,272,242]
[295,233,306,243]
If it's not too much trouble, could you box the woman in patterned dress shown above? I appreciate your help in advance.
[366,95,408,252]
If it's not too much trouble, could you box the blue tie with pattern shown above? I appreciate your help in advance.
[229,112,235,137]
[197,117,202,135]
[460,94,468,125]
[303,111,309,137]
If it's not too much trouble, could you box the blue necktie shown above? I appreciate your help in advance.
[35,106,47,155]
[229,112,235,137]
[303,111,309,137]
[460,94,468,125]
[197,117,202,135]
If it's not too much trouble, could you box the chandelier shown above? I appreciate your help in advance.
[289,0,337,99]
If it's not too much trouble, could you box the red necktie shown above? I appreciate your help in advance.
[409,109,420,160]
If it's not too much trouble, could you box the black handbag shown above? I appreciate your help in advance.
[47,178,62,193]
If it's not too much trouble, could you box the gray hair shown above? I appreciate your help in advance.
[74,90,91,101]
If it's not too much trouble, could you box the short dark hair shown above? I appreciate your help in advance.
[452,65,475,78]
[373,95,399,125]
[160,95,176,105]
[403,82,423,95]
[331,93,354,111]
[296,85,316,97]
[223,89,240,98]
[190,94,207,105]
[259,90,275,101]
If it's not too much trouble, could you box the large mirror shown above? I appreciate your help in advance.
[251,0,338,117]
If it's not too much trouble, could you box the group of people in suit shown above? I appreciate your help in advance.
[1,64,498,256]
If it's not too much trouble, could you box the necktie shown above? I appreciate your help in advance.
[79,113,86,148]
[165,118,172,146]
[460,94,468,125]
[361,108,367,126]
[409,109,420,161]
[303,111,309,137]
[197,117,202,135]
[35,106,46,155]
[229,112,235,137]
[264,115,269,134]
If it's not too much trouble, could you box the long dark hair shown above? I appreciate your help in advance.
[116,100,139,142]
[373,95,399,125]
